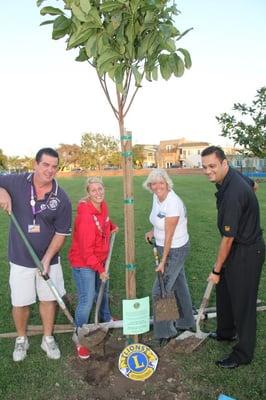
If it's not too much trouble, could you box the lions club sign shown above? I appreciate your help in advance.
[118,343,158,381]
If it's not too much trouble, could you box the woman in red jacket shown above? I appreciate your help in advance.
[68,177,118,359]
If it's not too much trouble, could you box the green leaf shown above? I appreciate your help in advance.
[75,47,88,62]
[97,49,120,70]
[144,11,154,24]
[159,54,172,80]
[85,34,97,58]
[67,26,94,49]
[132,65,142,86]
[114,64,125,86]
[40,20,55,26]
[36,0,47,7]
[170,53,185,77]
[152,66,158,80]
[111,13,122,30]
[80,0,91,14]
[71,4,88,22]
[88,7,102,27]
[100,1,124,13]
[52,15,72,40]
[178,48,192,69]
[164,38,176,52]
[40,6,64,16]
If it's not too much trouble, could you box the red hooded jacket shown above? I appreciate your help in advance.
[68,200,116,273]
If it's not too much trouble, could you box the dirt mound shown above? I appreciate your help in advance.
[67,334,190,400]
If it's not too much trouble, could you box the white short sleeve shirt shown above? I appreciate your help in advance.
[149,190,189,248]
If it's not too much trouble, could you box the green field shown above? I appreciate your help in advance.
[0,175,265,400]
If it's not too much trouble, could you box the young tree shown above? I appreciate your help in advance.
[38,0,192,301]
[216,87,266,157]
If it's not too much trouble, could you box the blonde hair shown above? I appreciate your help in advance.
[143,168,173,193]
[83,176,104,200]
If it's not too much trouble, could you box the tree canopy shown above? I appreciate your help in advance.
[80,132,120,170]
[0,149,7,170]
[38,0,193,302]
[56,143,81,170]
[216,87,266,158]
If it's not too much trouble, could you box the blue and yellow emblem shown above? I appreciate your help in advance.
[118,343,158,381]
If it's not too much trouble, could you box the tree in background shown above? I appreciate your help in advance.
[216,87,266,158]
[38,0,192,302]
[57,143,81,170]
[80,132,120,170]
[0,149,8,170]
[6,156,34,172]
[133,144,145,167]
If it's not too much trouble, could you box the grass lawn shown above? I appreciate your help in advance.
[0,175,265,400]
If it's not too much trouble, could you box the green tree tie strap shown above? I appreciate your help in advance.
[124,198,134,204]
[121,151,133,158]
[126,264,136,271]
[121,134,132,141]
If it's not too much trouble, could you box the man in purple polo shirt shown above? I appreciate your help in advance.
[0,148,72,362]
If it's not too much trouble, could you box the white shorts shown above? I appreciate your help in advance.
[9,262,66,307]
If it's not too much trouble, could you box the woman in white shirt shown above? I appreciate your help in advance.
[143,168,195,346]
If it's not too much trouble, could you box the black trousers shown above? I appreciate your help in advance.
[216,237,265,363]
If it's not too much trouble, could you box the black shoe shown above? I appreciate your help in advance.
[215,356,239,369]
[209,332,237,342]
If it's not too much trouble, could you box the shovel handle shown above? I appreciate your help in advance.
[149,240,168,299]
[95,232,116,325]
[196,280,214,333]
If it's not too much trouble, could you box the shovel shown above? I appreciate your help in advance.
[175,280,214,351]
[78,232,116,348]
[148,239,179,322]
[8,213,100,348]
[9,212,76,328]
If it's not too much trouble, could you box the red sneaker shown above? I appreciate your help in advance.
[76,344,90,360]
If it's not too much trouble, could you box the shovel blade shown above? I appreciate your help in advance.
[154,294,179,322]
[78,325,108,348]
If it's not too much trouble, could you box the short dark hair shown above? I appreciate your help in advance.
[201,146,226,162]
[35,148,59,163]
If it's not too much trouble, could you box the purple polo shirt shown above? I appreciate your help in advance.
[0,173,72,268]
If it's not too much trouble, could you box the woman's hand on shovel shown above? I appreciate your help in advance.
[100,271,109,282]
[155,261,165,274]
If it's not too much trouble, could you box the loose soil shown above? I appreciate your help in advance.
[65,331,195,400]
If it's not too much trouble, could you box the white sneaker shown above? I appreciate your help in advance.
[41,336,61,360]
[13,336,29,362]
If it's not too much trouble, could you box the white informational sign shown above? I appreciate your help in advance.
[122,296,150,335]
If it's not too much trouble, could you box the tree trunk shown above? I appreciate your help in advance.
[117,92,136,301]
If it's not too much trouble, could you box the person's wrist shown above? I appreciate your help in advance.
[212,267,221,276]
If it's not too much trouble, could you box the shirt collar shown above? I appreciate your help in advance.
[27,173,58,196]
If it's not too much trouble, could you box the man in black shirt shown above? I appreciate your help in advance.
[201,146,265,368]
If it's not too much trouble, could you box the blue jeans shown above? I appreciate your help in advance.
[152,241,195,339]
[72,268,112,328]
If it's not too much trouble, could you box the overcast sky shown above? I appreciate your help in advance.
[0,0,265,156]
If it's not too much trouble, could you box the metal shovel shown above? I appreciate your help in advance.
[78,232,116,348]
[175,280,214,351]
[148,239,179,322]
[10,212,76,328]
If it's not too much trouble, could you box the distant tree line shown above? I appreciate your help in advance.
[0,132,146,172]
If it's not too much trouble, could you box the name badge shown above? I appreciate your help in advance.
[28,224,40,233]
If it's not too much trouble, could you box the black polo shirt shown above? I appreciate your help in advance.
[215,167,262,245]
[0,173,72,267]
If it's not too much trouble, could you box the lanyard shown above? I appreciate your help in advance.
[30,184,52,224]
